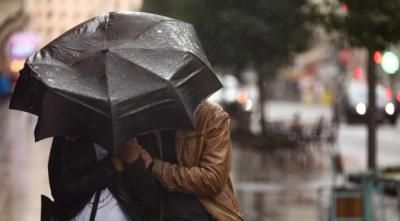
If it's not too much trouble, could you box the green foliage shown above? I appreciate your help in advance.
[143,0,312,76]
[306,0,400,50]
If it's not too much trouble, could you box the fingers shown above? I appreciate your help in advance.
[140,150,153,168]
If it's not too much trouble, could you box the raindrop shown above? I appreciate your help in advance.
[157,29,163,34]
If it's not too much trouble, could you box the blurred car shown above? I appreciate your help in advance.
[338,80,398,124]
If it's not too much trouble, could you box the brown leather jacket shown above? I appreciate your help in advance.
[151,101,244,221]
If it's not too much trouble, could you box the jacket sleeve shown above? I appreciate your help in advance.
[48,137,119,205]
[152,111,231,197]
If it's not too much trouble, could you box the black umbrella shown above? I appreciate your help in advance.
[10,12,222,153]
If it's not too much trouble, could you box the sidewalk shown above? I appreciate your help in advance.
[0,99,51,221]
[232,144,331,221]
[232,143,400,221]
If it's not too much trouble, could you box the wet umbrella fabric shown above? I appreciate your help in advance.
[10,12,222,153]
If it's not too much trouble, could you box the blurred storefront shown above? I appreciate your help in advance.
[5,32,41,81]
[0,0,27,69]
[0,0,143,82]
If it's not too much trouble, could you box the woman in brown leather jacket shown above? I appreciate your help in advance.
[141,101,244,221]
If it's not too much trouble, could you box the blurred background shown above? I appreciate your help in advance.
[1,0,400,220]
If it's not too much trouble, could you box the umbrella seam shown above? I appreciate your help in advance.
[107,51,193,126]
[50,89,109,117]
[107,52,191,123]
[103,53,117,148]
[109,51,169,83]
[117,99,175,120]
[127,19,174,44]
[183,51,215,79]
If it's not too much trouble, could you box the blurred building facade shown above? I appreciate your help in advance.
[0,0,26,68]
[25,0,143,46]
[0,0,143,75]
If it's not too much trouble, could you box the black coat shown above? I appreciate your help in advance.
[43,137,160,221]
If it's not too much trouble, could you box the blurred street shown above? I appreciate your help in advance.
[236,101,400,221]
[264,101,400,170]
[1,99,400,221]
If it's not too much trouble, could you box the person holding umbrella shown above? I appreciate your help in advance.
[10,11,242,221]
[139,101,244,221]
[44,136,160,221]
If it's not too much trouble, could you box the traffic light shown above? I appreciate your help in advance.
[385,86,393,100]
[373,51,382,64]
[342,3,349,13]
[381,51,399,74]
[353,67,363,80]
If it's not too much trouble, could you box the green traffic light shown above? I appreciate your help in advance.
[381,51,399,74]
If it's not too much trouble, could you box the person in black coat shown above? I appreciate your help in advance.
[42,136,161,221]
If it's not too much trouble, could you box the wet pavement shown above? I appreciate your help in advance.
[1,98,400,220]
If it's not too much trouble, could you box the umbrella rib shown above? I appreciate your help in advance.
[50,89,109,117]
[175,66,204,87]
[52,44,85,53]
[103,53,116,146]
[117,99,175,120]
[129,19,173,43]
[110,19,177,50]
[182,51,213,74]
[109,52,193,126]
[111,47,213,72]
[28,58,75,72]
[110,52,168,82]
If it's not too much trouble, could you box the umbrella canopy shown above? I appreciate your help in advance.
[10,11,222,153]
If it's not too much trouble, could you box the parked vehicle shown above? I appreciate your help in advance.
[337,80,398,124]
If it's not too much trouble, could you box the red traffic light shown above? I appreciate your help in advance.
[342,3,349,13]
[374,51,382,64]
[353,67,363,80]
[385,87,393,100]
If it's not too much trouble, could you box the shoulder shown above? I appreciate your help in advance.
[194,100,230,128]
